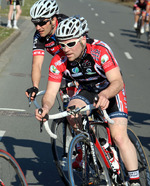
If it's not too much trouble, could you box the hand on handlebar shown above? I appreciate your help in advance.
[93,94,109,110]
[35,108,49,122]
[25,86,39,106]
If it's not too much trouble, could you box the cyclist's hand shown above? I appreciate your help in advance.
[35,108,49,122]
[25,86,39,100]
[93,94,109,110]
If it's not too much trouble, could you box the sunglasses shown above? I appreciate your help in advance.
[32,19,50,27]
[59,38,81,49]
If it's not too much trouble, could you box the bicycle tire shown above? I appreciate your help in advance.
[51,118,72,185]
[147,32,150,45]
[136,16,142,39]
[127,128,150,186]
[0,149,28,186]
[68,133,112,186]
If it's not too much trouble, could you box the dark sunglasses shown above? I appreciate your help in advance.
[32,19,50,27]
[59,38,81,49]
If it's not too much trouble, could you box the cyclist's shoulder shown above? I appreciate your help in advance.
[51,50,67,65]
[87,38,111,51]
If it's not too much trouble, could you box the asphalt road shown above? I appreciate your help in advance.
[0,0,149,185]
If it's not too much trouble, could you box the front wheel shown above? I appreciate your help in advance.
[51,118,72,185]
[127,128,150,186]
[68,133,112,186]
[0,149,28,186]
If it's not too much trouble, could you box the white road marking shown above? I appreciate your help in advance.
[95,13,99,17]
[109,32,115,37]
[0,108,26,112]
[91,7,94,11]
[0,131,6,141]
[101,20,105,24]
[88,4,91,7]
[124,52,133,59]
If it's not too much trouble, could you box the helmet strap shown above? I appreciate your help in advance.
[49,20,55,35]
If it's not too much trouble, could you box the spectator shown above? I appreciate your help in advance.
[6,0,22,29]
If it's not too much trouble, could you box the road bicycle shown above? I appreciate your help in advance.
[147,30,150,45]
[34,85,150,186]
[135,13,142,39]
[0,148,28,186]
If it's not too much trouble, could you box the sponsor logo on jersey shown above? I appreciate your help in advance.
[82,60,91,67]
[101,54,109,64]
[45,41,55,47]
[86,68,96,75]
[91,49,100,60]
[55,56,67,66]
[50,65,60,74]
[72,67,79,73]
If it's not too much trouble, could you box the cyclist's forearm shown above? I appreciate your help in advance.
[32,68,41,88]
[42,94,55,113]
[31,55,44,88]
[100,79,123,99]
[31,62,43,88]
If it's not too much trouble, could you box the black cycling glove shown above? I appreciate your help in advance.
[26,86,39,99]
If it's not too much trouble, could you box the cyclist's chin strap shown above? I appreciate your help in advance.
[48,19,56,36]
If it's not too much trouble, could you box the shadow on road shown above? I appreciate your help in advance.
[128,111,150,155]
[1,136,64,186]
[120,28,150,50]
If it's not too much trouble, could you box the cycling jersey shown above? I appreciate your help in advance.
[134,0,150,10]
[48,38,128,118]
[48,38,118,92]
[32,14,68,57]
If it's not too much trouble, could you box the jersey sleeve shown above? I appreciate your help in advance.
[98,42,119,72]
[48,52,67,82]
[32,31,45,56]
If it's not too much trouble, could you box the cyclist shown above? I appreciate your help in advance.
[35,16,140,186]
[133,0,150,33]
[6,0,22,29]
[25,0,68,101]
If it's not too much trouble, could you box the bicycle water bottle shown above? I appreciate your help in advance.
[99,138,119,171]
[62,156,68,171]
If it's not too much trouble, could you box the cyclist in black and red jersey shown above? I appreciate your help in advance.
[133,0,150,33]
[25,0,68,101]
[35,16,140,186]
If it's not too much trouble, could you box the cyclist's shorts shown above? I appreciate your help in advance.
[9,0,20,5]
[71,87,128,119]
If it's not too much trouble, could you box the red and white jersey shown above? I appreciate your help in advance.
[48,38,120,93]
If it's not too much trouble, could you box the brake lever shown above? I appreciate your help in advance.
[28,94,32,107]
[38,108,49,133]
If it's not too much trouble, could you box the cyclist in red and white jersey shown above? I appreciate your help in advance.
[25,0,68,100]
[133,0,150,33]
[35,16,140,186]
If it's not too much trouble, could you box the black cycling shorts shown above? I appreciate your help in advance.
[71,89,128,119]
[9,0,20,5]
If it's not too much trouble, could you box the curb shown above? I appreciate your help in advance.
[0,29,21,56]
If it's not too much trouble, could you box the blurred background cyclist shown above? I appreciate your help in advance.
[133,0,150,33]
[6,0,22,29]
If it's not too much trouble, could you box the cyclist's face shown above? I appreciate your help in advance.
[35,18,56,37]
[60,37,86,61]
[140,0,145,3]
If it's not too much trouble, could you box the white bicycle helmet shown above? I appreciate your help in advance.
[30,0,59,19]
[55,16,89,40]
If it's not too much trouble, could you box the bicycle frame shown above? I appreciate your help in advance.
[78,113,123,185]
